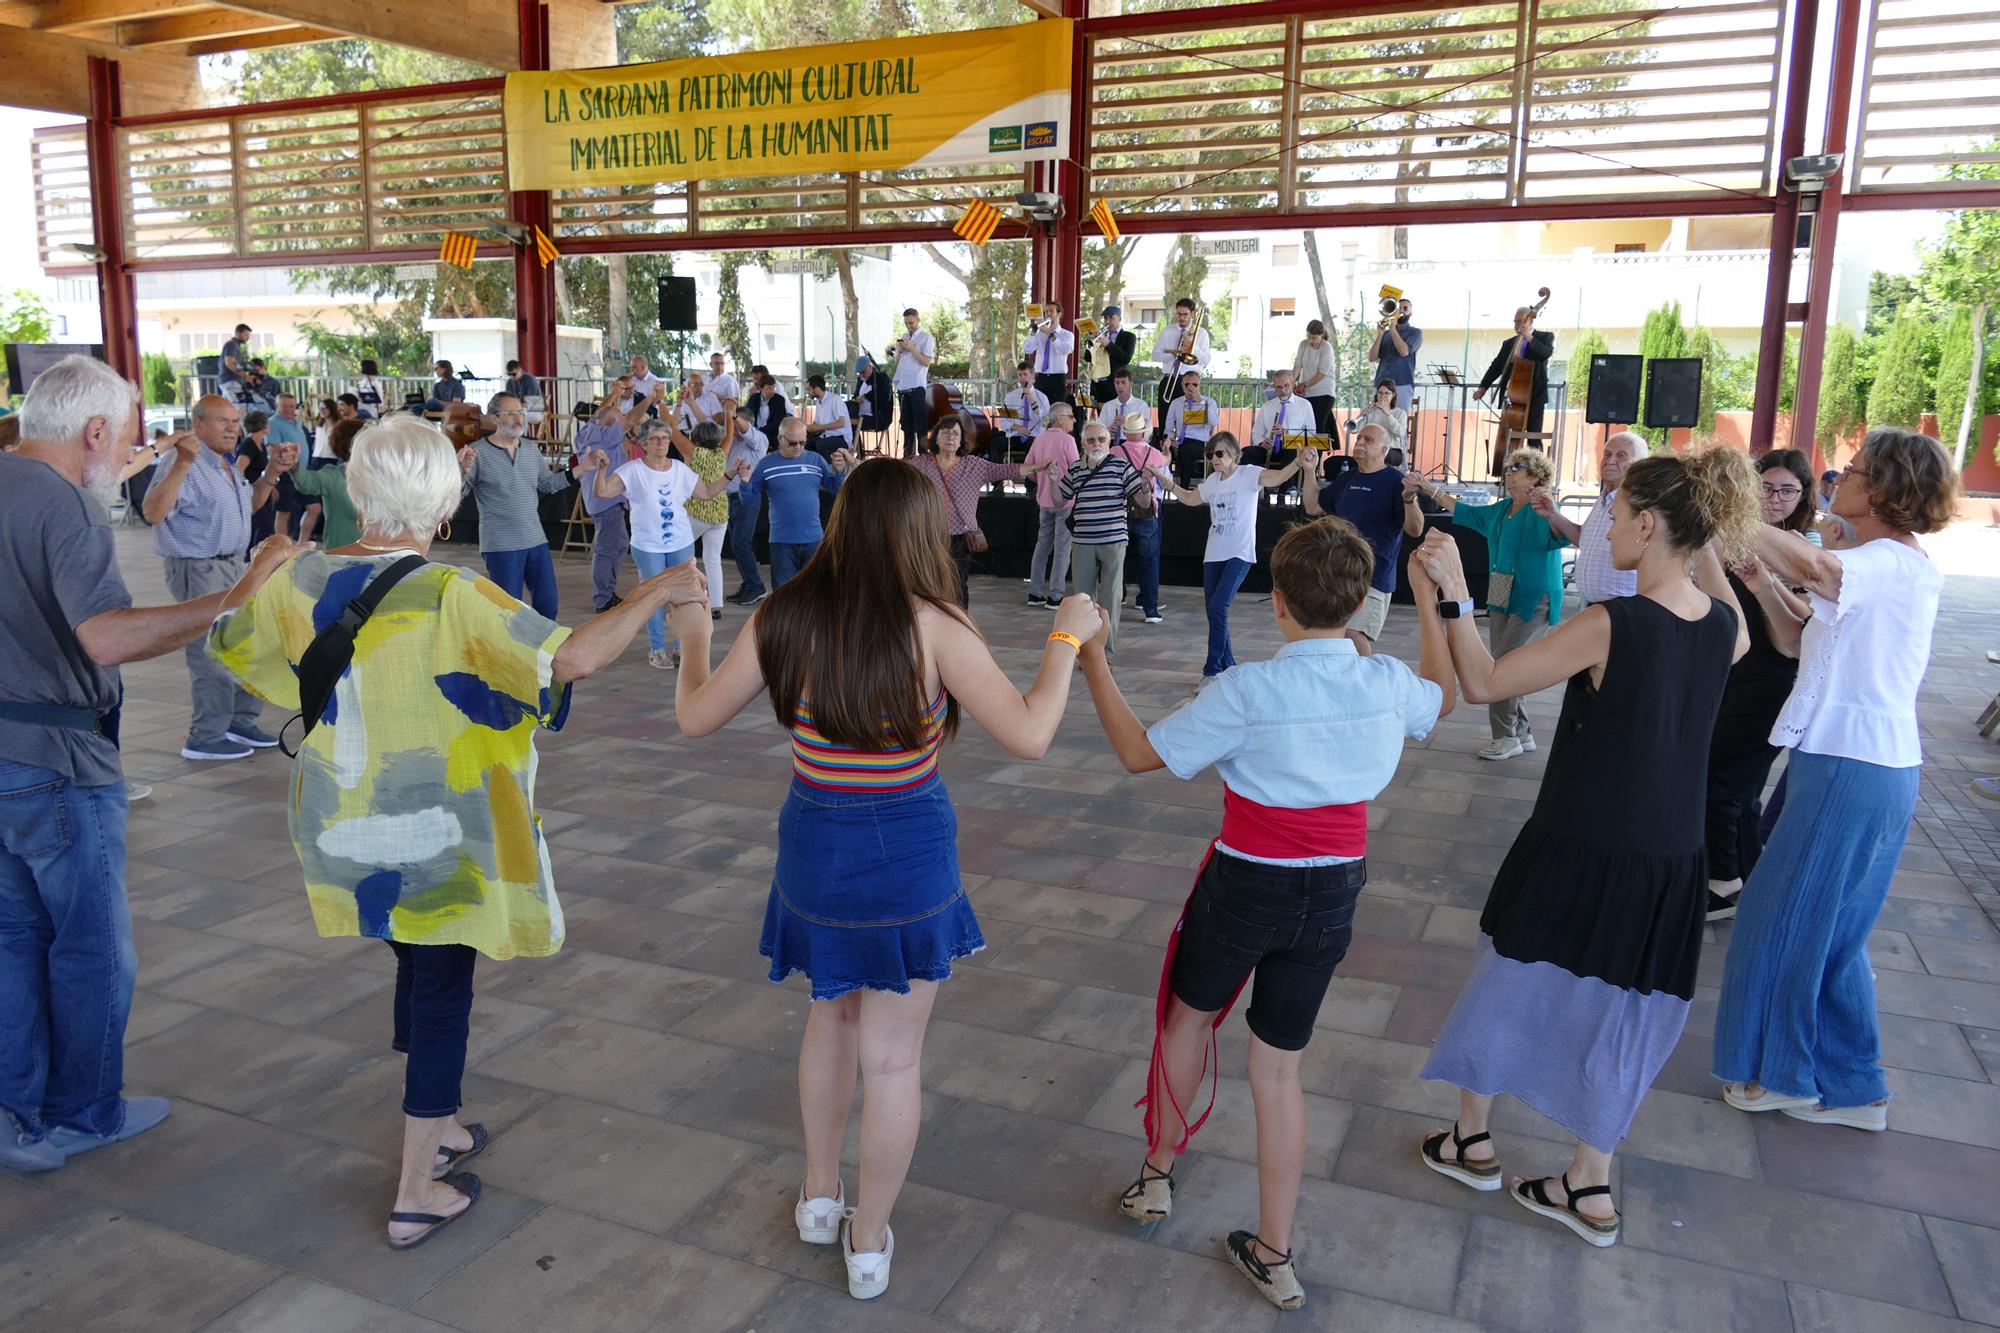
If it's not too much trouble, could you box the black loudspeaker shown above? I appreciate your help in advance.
[1644,357,1703,430]
[657,276,697,332]
[1584,353,1641,424]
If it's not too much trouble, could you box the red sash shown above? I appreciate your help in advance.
[1136,790,1366,1155]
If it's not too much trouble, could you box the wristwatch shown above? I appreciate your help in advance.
[1436,595,1476,620]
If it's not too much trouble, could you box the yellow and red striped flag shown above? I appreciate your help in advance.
[953,198,1002,247]
[1089,198,1119,241]
[438,231,478,270]
[533,225,559,268]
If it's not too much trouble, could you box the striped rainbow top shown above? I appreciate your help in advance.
[791,691,948,791]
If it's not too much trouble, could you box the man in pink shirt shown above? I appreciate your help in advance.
[1021,402,1081,606]
[1115,410,1170,623]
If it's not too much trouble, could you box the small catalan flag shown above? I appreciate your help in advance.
[533,225,559,268]
[1089,198,1119,242]
[438,231,478,270]
[953,198,1002,247]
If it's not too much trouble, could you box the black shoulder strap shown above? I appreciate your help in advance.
[280,554,429,758]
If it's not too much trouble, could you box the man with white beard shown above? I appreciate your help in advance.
[0,355,301,1173]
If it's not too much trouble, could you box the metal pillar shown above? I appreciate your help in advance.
[512,0,559,379]
[1748,0,1821,451]
[1790,0,1866,446]
[85,57,142,389]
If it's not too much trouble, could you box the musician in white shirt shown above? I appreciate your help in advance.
[1152,297,1211,415]
[1250,369,1316,467]
[891,306,936,458]
[1001,361,1052,463]
[803,373,852,458]
[1163,370,1223,486]
[1096,368,1146,437]
[676,372,723,435]
[706,352,740,410]
[1023,298,1075,412]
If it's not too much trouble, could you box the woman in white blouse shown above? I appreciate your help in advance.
[1293,320,1337,439]
[1351,379,1407,449]
[1713,426,1960,1133]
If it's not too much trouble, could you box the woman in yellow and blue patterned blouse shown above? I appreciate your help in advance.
[209,413,704,1250]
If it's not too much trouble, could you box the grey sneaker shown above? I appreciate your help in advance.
[225,724,279,748]
[125,782,154,802]
[46,1096,171,1159]
[180,741,252,762]
[1,1111,61,1173]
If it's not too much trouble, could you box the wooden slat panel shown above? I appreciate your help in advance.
[1854,0,2000,189]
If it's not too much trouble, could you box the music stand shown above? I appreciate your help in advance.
[1425,363,1473,483]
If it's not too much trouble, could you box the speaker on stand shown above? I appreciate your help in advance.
[657,275,698,380]
[1584,354,1643,426]
[1643,357,1703,431]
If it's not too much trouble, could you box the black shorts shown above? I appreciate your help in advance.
[1168,850,1365,1052]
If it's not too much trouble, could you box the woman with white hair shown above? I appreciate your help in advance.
[208,413,704,1249]
[1405,447,1571,759]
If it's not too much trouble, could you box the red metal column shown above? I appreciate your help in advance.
[512,0,558,379]
[1051,2,1086,329]
[1748,0,1821,451]
[1790,0,1865,448]
[85,57,142,388]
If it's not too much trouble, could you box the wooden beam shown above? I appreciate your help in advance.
[1015,0,1062,17]
[547,0,612,70]
[0,22,198,114]
[219,0,517,69]
[118,9,298,43]
[184,20,337,53]
[27,0,209,32]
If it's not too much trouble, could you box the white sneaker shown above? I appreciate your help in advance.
[1479,737,1524,761]
[841,1218,892,1300]
[647,649,673,670]
[795,1179,843,1244]
[1518,734,1537,754]
[1781,1101,1888,1132]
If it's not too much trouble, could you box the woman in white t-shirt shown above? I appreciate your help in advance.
[1293,321,1337,438]
[1714,426,1960,1133]
[1152,432,1310,680]
[590,419,736,668]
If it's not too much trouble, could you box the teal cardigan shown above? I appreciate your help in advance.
[1450,496,1571,626]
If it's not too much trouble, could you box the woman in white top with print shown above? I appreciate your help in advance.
[591,418,735,669]
[1713,426,1960,1133]
[1152,431,1310,680]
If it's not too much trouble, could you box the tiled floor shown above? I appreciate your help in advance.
[6,529,2000,1333]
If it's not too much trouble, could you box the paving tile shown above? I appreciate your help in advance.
[1151,1151,1469,1314]
[1913,934,2000,981]
[124,991,207,1044]
[928,964,1067,1035]
[1030,984,1161,1057]
[1454,1212,1793,1333]
[742,1280,963,1333]
[51,1101,325,1230]
[671,977,811,1058]
[1751,1114,2000,1231]
[980,925,1164,997]
[129,918,251,986]
[967,876,1150,938]
[1883,1067,2000,1149]
[918,1018,1123,1119]
[1924,1216,2000,1326]
[1787,1285,1991,1333]
[1875,1012,1991,1080]
[473,1095,759,1236]
[309,985,557,1066]
[252,1052,552,1161]
[482,948,732,1031]
[152,946,383,1027]
[0,1203,274,1333]
[907,1100,1153,1236]
[938,1212,1279,1333]
[1080,1058,1354,1178]
[1617,1155,1955,1314]
[677,1148,1007,1314]
[664,1047,950,1160]
[411,1206,785,1333]
[123,1011,374,1116]
[1967,1027,2000,1083]
[201,1273,461,1332]
[470,1013,739,1114]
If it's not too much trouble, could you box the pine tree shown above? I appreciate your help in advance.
[1865,308,1932,429]
[1636,301,1690,448]
[1815,322,1864,456]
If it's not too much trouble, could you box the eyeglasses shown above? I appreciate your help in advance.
[1760,484,1802,500]
[1207,450,1230,460]
[1505,461,1533,473]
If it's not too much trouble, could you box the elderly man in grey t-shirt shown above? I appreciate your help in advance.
[456,392,581,620]
[0,356,298,1171]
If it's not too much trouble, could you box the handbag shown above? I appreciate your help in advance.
[1487,571,1515,610]
[280,554,428,757]
[940,463,988,552]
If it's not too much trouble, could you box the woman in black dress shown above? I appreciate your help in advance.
[1405,447,1760,1248]
[1704,449,1814,921]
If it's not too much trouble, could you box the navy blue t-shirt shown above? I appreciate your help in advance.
[1373,324,1423,387]
[1319,465,1408,594]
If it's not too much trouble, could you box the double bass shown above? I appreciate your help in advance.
[1490,286,1552,475]
[926,382,996,457]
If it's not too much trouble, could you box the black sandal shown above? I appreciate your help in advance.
[1117,1161,1174,1222]
[431,1123,489,1180]
[1510,1172,1620,1248]
[387,1172,482,1251]
[1225,1230,1305,1310]
[1419,1121,1502,1192]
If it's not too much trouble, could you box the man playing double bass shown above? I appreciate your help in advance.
[1475,305,1555,437]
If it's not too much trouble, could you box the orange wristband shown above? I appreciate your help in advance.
[1047,631,1084,653]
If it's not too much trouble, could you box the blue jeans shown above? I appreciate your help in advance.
[387,941,477,1118]
[1202,557,1252,676]
[1126,514,1161,616]
[0,762,135,1136]
[483,543,558,620]
[631,544,695,651]
[1712,749,1920,1109]
[728,491,765,594]
[771,540,819,588]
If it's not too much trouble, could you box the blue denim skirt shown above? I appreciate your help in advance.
[760,773,983,1000]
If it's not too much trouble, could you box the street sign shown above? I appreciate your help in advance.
[771,257,833,277]
[1194,238,1258,257]
[393,263,437,282]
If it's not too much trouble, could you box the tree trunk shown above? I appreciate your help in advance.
[1107,237,1136,307]
[1958,303,1988,469]
[553,260,573,326]
[1302,231,1334,326]
[606,253,629,358]
[835,249,859,374]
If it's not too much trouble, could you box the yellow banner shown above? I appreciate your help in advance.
[503,21,1073,192]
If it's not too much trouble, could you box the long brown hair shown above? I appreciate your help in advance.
[1760,448,1816,534]
[756,458,967,750]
